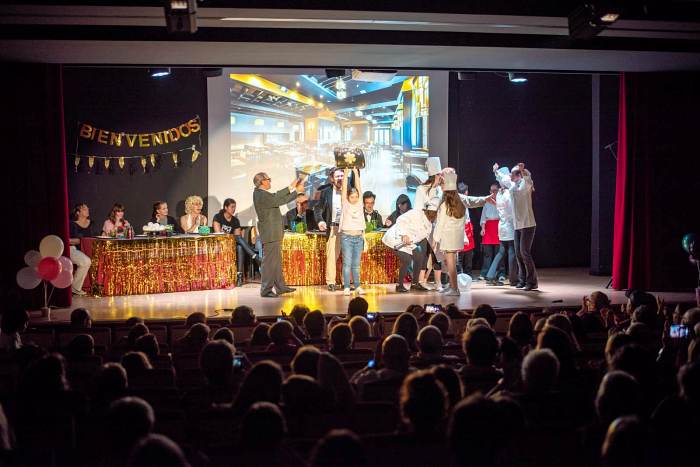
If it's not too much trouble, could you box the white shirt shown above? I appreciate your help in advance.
[495,189,515,241]
[480,200,500,227]
[414,184,441,212]
[495,170,536,230]
[332,189,342,224]
[382,208,434,254]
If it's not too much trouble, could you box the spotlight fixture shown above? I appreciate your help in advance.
[149,67,171,78]
[568,3,621,40]
[508,73,527,84]
[164,0,197,34]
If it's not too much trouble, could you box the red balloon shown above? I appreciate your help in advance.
[37,256,62,281]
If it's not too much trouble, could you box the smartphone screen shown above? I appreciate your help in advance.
[233,356,243,368]
[366,312,376,321]
[276,317,284,322]
[670,324,689,339]
[367,359,376,368]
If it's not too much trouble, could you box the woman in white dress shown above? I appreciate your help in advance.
[432,172,466,296]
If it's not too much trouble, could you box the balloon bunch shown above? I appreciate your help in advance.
[16,235,73,308]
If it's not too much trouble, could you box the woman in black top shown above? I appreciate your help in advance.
[150,201,179,231]
[213,198,261,284]
[69,203,94,296]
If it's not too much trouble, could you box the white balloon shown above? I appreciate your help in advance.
[16,266,41,290]
[24,250,42,267]
[457,274,472,292]
[39,235,64,258]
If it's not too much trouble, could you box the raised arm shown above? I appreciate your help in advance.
[493,163,512,189]
[352,167,362,195]
[341,168,349,205]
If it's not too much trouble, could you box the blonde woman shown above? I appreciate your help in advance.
[180,195,207,233]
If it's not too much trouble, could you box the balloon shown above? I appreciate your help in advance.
[58,255,73,273]
[50,268,73,289]
[682,233,697,254]
[37,256,61,281]
[39,234,64,258]
[457,273,472,292]
[16,266,41,290]
[24,250,42,267]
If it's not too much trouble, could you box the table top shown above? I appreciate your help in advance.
[87,233,232,241]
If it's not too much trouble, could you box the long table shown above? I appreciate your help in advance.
[82,231,399,296]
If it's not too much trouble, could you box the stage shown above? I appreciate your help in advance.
[40,268,696,323]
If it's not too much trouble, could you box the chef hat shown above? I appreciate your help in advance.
[441,167,456,176]
[426,157,442,176]
[443,172,458,191]
[511,165,520,172]
[424,197,441,211]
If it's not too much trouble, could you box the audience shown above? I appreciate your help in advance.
[303,309,327,339]
[127,434,191,467]
[266,320,302,354]
[348,297,369,319]
[329,323,353,354]
[460,325,502,396]
[349,316,372,341]
[70,307,92,329]
[231,305,256,325]
[173,322,210,355]
[392,313,419,352]
[0,307,29,350]
[472,304,497,328]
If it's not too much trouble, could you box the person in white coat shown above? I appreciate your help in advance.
[414,157,443,289]
[485,166,518,286]
[493,162,537,290]
[382,197,440,293]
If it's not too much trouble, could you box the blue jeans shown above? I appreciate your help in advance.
[486,240,517,283]
[341,233,364,288]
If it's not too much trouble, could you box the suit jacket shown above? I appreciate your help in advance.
[253,187,297,244]
[285,208,318,231]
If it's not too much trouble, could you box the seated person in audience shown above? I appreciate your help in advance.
[428,312,455,343]
[601,416,652,467]
[0,307,29,351]
[102,397,155,467]
[150,201,178,229]
[432,365,463,410]
[444,302,469,320]
[459,325,502,396]
[231,305,256,326]
[392,312,419,352]
[135,334,159,362]
[507,311,534,351]
[449,394,507,467]
[289,304,310,327]
[348,297,369,319]
[123,323,149,351]
[411,325,460,368]
[303,309,327,340]
[349,316,371,341]
[102,203,131,236]
[310,430,367,467]
[183,340,238,411]
[179,195,207,234]
[576,291,610,333]
[185,311,207,327]
[67,334,95,359]
[291,345,322,379]
[127,433,191,467]
[212,198,261,277]
[265,320,303,354]
[249,323,271,348]
[120,351,153,379]
[212,327,234,345]
[173,323,210,355]
[92,363,129,415]
[69,203,94,295]
[318,352,357,410]
[329,324,353,355]
[362,191,383,229]
[351,334,414,392]
[285,193,318,231]
[231,361,283,416]
[282,375,324,435]
[70,307,92,329]
[472,304,497,328]
[536,325,579,381]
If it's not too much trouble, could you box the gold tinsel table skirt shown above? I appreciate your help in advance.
[282,231,399,286]
[85,235,237,296]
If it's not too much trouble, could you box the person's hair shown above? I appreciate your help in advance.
[268,320,294,346]
[348,297,369,318]
[429,312,451,337]
[400,370,448,434]
[72,203,87,221]
[231,305,256,325]
[108,203,125,224]
[135,334,159,360]
[362,191,376,201]
[185,311,207,328]
[127,433,191,467]
[392,313,419,350]
[631,305,657,328]
[289,304,310,325]
[417,325,444,355]
[330,324,353,352]
[232,361,283,415]
[70,307,92,329]
[537,325,576,378]
[449,394,503,467]
[107,397,155,455]
[184,195,204,215]
[511,168,522,178]
[151,201,166,219]
[444,303,466,319]
[20,353,68,394]
[442,190,466,218]
[463,325,499,367]
[595,371,640,425]
[128,323,149,346]
[432,365,462,408]
[473,304,497,328]
[239,401,287,449]
[590,291,611,311]
[466,317,490,331]
[0,307,29,334]
[457,182,468,195]
[67,334,95,358]
[349,316,371,341]
[422,174,436,187]
[212,327,235,345]
[126,317,144,327]
[220,198,236,216]
[250,323,271,346]
[405,304,425,318]
[688,337,700,363]
[282,374,323,415]
[199,339,234,386]
[94,362,128,403]
[504,312,531,346]
[608,344,654,388]
[605,333,632,366]
[184,323,210,345]
[310,429,366,467]
[291,345,321,378]
[121,351,152,376]
[303,309,326,338]
[521,348,560,394]
[601,416,650,467]
[253,172,268,188]
[382,334,410,372]
[678,361,700,402]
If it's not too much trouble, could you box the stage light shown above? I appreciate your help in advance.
[164,0,197,34]
[296,81,300,87]
[280,86,288,92]
[354,110,363,117]
[568,3,621,40]
[508,73,527,84]
[149,68,171,78]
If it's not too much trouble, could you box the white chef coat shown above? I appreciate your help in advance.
[414,184,442,212]
[381,208,434,255]
[433,204,466,252]
[495,189,515,241]
[495,169,536,230]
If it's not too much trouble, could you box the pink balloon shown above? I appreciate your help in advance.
[24,250,42,267]
[37,257,62,281]
[58,255,73,272]
[16,266,41,290]
[50,268,73,289]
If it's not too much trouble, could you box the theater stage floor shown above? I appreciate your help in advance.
[42,268,695,323]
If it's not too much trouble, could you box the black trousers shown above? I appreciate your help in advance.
[235,235,258,273]
[457,250,474,276]
[397,248,426,286]
[514,226,538,287]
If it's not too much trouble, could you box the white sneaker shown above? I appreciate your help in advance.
[421,282,435,290]
[343,288,351,296]
[446,288,461,297]
[72,289,87,296]
[435,285,446,293]
[356,286,366,295]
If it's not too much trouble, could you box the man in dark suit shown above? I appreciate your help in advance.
[314,167,344,291]
[284,193,318,231]
[253,172,303,298]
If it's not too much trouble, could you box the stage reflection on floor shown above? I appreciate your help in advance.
[42,268,695,323]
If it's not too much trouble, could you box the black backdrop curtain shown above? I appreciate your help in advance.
[612,72,700,292]
[1,64,71,309]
